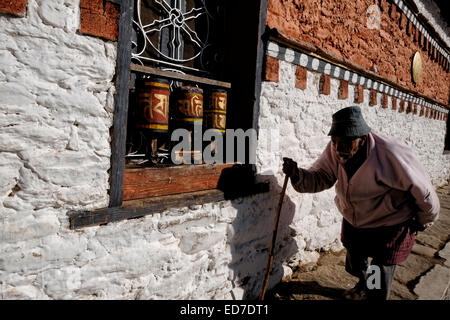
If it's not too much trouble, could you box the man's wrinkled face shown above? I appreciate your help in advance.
[331,136,366,164]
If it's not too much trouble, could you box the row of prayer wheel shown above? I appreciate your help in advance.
[134,77,227,135]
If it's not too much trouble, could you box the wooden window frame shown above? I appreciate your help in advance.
[68,0,269,229]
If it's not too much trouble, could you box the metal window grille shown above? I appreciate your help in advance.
[132,0,225,77]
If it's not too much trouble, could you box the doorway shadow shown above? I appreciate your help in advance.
[218,167,298,299]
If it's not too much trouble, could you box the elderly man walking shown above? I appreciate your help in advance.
[283,106,440,300]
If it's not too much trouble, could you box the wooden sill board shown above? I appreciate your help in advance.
[123,163,238,201]
[67,183,270,229]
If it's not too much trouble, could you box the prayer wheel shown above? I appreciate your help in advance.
[135,78,170,133]
[204,88,227,134]
[172,86,203,129]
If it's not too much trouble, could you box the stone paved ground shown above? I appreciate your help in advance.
[267,182,450,300]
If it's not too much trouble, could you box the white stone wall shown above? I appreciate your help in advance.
[0,0,118,299]
[1,1,449,300]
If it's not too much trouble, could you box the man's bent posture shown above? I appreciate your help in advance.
[283,106,440,300]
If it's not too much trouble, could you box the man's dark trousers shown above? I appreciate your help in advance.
[345,250,397,300]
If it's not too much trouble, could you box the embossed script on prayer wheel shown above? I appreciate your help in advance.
[204,88,227,134]
[173,86,204,128]
[135,78,170,133]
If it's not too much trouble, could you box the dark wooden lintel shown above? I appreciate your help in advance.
[67,183,269,230]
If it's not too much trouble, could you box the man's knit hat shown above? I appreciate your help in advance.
[327,106,371,137]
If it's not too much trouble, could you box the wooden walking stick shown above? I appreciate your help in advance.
[259,174,290,300]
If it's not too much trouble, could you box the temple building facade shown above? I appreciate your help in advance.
[0,0,449,299]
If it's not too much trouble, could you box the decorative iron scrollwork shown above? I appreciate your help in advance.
[132,0,224,75]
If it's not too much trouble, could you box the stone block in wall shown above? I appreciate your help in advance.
[369,90,377,106]
[0,0,27,16]
[265,56,279,82]
[399,12,407,30]
[392,97,397,110]
[389,3,398,21]
[79,0,119,41]
[319,74,330,95]
[406,101,412,114]
[354,85,364,104]
[295,66,307,89]
[399,100,405,113]
[380,0,389,12]
[406,20,412,37]
[422,37,428,52]
[338,80,348,100]
[381,93,388,109]
[414,27,419,43]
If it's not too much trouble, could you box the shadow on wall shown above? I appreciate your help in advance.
[219,169,298,299]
